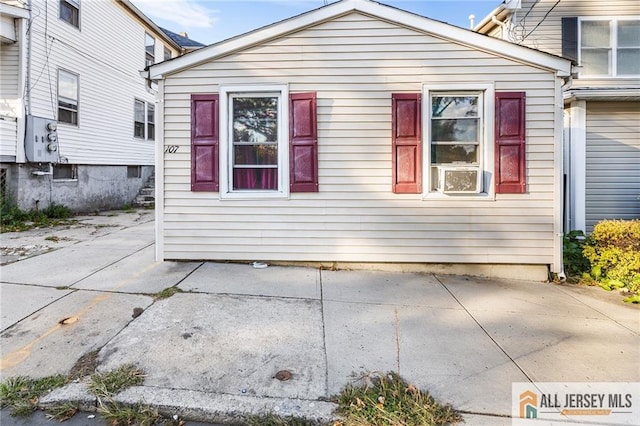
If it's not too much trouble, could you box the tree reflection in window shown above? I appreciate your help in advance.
[232,96,279,190]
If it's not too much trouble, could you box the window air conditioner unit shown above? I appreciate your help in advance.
[439,167,481,194]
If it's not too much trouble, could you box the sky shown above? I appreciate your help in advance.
[131,0,502,46]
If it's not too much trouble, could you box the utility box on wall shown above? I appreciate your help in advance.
[25,115,59,163]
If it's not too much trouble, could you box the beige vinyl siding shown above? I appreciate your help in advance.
[585,101,640,231]
[161,12,560,265]
[512,0,640,88]
[25,0,177,165]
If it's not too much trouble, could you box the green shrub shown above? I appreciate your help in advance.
[563,230,590,275]
[41,203,72,219]
[583,220,640,293]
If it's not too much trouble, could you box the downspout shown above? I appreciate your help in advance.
[554,72,567,281]
[491,16,509,40]
[25,0,32,116]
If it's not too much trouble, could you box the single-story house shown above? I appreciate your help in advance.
[147,0,572,280]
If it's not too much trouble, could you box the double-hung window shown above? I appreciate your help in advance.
[219,85,289,198]
[134,100,154,140]
[580,18,640,77]
[59,0,79,28]
[58,69,79,125]
[423,84,493,197]
[145,33,155,66]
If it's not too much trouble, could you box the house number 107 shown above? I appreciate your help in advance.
[164,145,179,154]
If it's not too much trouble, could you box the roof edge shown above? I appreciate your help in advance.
[116,0,182,51]
[149,0,571,79]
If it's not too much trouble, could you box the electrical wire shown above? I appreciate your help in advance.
[522,0,561,41]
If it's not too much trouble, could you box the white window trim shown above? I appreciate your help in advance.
[59,0,80,29]
[133,99,155,141]
[578,16,640,79]
[57,68,79,127]
[219,84,290,200]
[422,82,495,200]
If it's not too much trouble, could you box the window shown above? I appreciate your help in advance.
[428,93,483,193]
[392,86,525,197]
[580,18,640,77]
[219,85,289,198]
[424,85,493,196]
[127,165,142,178]
[58,70,78,125]
[59,0,79,28]
[134,99,154,140]
[145,33,155,66]
[164,47,172,61]
[147,103,155,140]
[53,164,77,180]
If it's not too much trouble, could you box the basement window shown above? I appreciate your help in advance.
[53,164,77,180]
[127,165,142,178]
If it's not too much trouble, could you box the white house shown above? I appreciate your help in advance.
[148,0,571,280]
[475,0,640,233]
[0,0,197,212]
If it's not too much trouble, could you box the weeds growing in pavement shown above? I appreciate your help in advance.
[0,375,68,416]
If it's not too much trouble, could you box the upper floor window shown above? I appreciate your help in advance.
[58,69,79,125]
[580,19,640,77]
[145,33,155,66]
[164,47,172,61]
[59,0,79,28]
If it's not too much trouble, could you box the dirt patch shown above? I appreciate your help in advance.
[68,349,100,380]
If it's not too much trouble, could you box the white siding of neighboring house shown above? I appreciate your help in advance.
[585,102,640,231]
[160,12,563,266]
[510,0,640,88]
[26,0,178,165]
[0,34,20,159]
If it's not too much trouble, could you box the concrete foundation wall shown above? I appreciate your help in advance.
[1,163,153,212]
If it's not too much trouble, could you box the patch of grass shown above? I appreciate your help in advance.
[121,204,133,211]
[45,401,79,421]
[246,412,321,425]
[154,286,184,300]
[88,364,145,399]
[1,200,76,233]
[97,400,162,426]
[334,372,461,426]
[0,375,68,416]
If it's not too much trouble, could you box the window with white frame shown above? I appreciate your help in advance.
[134,99,154,140]
[164,47,172,61]
[424,84,493,196]
[58,69,79,125]
[145,33,155,66]
[580,18,640,77]
[220,85,288,198]
[59,0,79,28]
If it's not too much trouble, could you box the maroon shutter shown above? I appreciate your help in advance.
[392,93,422,193]
[495,92,526,194]
[191,94,219,192]
[289,92,318,192]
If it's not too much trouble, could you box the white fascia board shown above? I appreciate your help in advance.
[564,88,640,101]
[149,0,571,79]
[473,4,508,33]
[117,0,182,51]
[0,2,30,19]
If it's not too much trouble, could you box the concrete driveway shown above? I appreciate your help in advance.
[1,210,638,425]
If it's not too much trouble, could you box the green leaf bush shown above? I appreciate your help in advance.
[582,220,640,295]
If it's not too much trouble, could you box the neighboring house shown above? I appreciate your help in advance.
[475,0,640,233]
[160,28,205,53]
[0,0,199,212]
[147,0,571,279]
